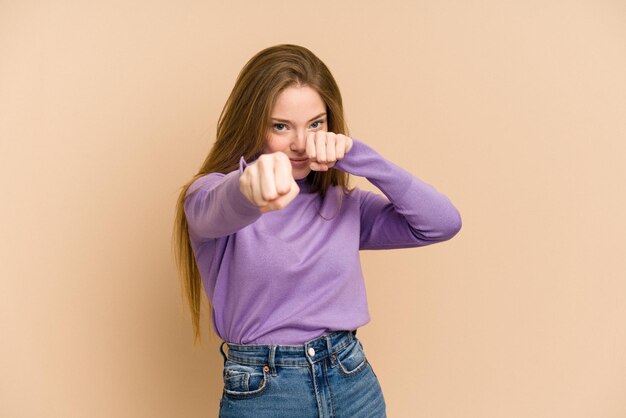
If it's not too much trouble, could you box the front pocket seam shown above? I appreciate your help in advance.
[222,368,270,399]
[337,356,369,378]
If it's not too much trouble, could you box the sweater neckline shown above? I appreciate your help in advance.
[295,176,314,194]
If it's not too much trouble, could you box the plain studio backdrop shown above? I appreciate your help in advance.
[1,1,625,417]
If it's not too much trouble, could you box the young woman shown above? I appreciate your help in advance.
[172,44,462,418]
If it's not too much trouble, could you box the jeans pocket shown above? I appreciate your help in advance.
[222,360,270,399]
[336,338,369,378]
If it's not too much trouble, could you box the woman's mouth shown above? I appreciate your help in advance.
[289,158,309,168]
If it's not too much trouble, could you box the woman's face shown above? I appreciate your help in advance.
[264,84,328,179]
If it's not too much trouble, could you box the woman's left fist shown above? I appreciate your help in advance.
[306,131,353,171]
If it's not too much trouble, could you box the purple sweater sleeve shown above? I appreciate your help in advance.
[334,138,462,249]
[184,157,262,240]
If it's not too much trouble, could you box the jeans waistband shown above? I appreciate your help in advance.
[219,330,358,367]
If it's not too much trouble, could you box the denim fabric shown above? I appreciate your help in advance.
[217,330,387,418]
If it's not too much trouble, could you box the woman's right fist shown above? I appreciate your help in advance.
[239,152,300,213]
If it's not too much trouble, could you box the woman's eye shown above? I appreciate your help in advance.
[311,120,324,129]
[273,123,287,131]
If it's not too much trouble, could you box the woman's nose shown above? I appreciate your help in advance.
[291,130,306,152]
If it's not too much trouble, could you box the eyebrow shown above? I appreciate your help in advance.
[271,112,327,123]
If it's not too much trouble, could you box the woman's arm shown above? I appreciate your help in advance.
[334,138,462,250]
[184,157,262,240]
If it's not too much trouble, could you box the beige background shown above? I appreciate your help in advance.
[1,0,625,417]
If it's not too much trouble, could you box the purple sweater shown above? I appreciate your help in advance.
[184,138,462,345]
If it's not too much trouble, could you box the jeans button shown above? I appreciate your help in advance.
[308,347,315,356]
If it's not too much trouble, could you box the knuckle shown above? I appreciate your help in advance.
[276,182,289,194]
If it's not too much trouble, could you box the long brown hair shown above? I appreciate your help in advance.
[172,44,352,345]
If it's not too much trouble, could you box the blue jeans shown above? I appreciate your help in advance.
[218,329,387,417]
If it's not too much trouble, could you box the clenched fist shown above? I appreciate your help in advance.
[306,131,353,171]
[239,152,300,213]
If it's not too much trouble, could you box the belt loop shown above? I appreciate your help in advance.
[325,334,336,366]
[268,345,277,376]
[219,341,228,366]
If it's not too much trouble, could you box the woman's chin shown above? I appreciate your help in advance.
[293,168,312,180]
